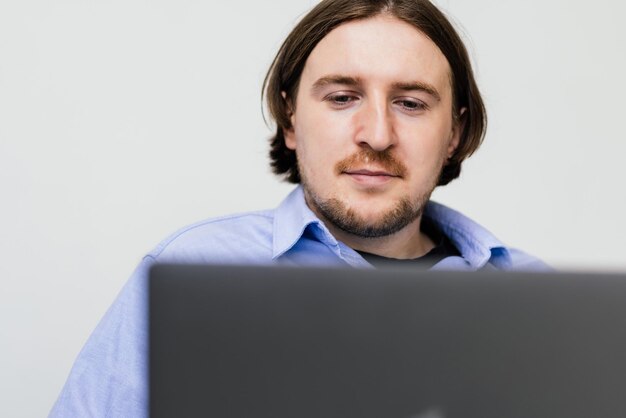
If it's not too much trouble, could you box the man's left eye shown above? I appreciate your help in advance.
[396,99,427,111]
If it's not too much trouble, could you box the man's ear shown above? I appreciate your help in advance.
[282,91,296,150]
[447,107,466,159]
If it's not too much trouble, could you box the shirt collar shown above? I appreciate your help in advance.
[272,187,512,269]
[424,201,513,269]
[272,186,340,259]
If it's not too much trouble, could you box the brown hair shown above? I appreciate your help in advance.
[263,0,487,186]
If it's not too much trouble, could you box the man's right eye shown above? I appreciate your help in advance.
[326,93,358,107]
[333,95,352,103]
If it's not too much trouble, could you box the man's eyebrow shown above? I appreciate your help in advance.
[311,76,441,101]
[392,81,441,101]
[311,75,362,93]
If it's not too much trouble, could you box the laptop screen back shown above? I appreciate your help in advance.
[149,264,626,418]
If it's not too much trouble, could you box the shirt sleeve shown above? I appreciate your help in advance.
[48,256,154,418]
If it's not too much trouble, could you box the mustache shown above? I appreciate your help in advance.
[335,148,407,178]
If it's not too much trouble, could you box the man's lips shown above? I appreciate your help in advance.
[344,169,401,177]
[343,168,401,186]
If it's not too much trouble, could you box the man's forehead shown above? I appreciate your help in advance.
[300,15,452,93]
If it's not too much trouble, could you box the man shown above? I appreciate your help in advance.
[50,0,547,416]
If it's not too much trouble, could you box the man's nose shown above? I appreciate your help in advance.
[355,98,395,151]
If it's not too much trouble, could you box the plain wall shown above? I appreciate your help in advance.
[1,0,625,416]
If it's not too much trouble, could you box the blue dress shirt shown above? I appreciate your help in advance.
[49,186,548,417]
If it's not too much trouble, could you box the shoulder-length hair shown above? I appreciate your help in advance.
[263,0,487,186]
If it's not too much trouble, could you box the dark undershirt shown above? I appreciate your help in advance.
[356,217,460,269]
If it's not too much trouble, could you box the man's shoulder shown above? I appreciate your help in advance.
[505,247,552,271]
[147,209,276,264]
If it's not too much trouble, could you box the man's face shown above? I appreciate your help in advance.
[284,14,461,238]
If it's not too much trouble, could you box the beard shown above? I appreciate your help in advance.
[300,148,440,239]
[307,192,423,238]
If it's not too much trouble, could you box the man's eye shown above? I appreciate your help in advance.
[396,99,427,111]
[327,94,358,106]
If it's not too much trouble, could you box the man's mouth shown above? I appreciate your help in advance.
[342,168,401,186]
[334,149,408,180]
[345,169,400,177]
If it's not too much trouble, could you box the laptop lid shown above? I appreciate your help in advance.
[149,264,626,418]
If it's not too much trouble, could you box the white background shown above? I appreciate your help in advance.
[1,0,625,416]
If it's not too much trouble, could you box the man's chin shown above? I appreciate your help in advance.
[343,210,399,227]
[312,195,422,239]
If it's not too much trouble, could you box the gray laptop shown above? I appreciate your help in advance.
[149,264,626,418]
